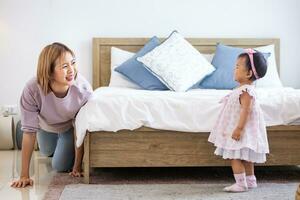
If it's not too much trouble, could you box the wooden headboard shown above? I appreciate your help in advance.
[92,38,280,89]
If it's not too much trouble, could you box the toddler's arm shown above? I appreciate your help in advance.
[232,91,252,140]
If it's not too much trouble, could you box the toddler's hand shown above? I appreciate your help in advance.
[232,128,243,141]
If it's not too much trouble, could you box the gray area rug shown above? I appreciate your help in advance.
[44,166,300,200]
[59,183,298,200]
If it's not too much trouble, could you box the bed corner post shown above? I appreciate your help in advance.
[83,131,90,184]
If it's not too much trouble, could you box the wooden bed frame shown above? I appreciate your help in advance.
[83,37,300,183]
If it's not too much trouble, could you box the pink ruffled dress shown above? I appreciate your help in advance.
[208,84,269,163]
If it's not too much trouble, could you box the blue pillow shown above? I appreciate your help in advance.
[199,44,270,89]
[199,43,243,89]
[115,36,168,90]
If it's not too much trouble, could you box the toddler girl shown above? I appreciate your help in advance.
[208,49,269,192]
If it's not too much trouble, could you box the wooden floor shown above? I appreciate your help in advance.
[0,150,56,200]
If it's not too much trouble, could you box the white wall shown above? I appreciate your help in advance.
[1,0,300,107]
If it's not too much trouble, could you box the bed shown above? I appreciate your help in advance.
[81,37,300,183]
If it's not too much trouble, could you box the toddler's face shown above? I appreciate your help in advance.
[234,57,252,83]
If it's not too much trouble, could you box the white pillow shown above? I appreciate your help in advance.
[203,53,214,63]
[137,32,215,92]
[109,47,141,89]
[254,44,283,88]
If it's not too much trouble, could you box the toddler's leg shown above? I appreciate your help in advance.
[231,159,245,174]
[243,160,257,189]
[224,159,248,192]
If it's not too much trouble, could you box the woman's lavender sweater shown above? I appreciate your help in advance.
[20,73,93,133]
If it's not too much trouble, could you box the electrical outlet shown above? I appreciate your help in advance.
[1,105,18,116]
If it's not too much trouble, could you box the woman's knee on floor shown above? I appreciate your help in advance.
[52,158,73,172]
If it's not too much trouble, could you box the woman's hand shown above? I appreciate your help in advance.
[69,167,83,177]
[232,127,243,141]
[11,177,34,188]
[11,132,36,188]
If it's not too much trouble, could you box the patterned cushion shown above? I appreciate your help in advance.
[137,31,215,92]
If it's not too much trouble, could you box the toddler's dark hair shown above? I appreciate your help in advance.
[238,51,268,81]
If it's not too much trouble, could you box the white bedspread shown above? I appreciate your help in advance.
[75,87,300,147]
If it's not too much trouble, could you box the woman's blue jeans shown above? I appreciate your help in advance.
[37,128,74,172]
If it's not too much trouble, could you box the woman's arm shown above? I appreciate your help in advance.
[69,129,84,177]
[69,74,93,177]
[11,132,36,187]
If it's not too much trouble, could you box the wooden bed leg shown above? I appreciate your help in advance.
[83,131,90,184]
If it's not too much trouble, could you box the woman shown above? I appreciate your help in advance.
[11,43,93,188]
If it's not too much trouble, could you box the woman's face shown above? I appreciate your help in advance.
[52,52,76,87]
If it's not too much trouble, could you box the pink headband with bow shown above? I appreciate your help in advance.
[245,48,259,79]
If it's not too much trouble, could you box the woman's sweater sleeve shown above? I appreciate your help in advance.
[20,82,40,133]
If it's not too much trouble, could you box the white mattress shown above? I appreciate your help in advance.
[75,87,300,147]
